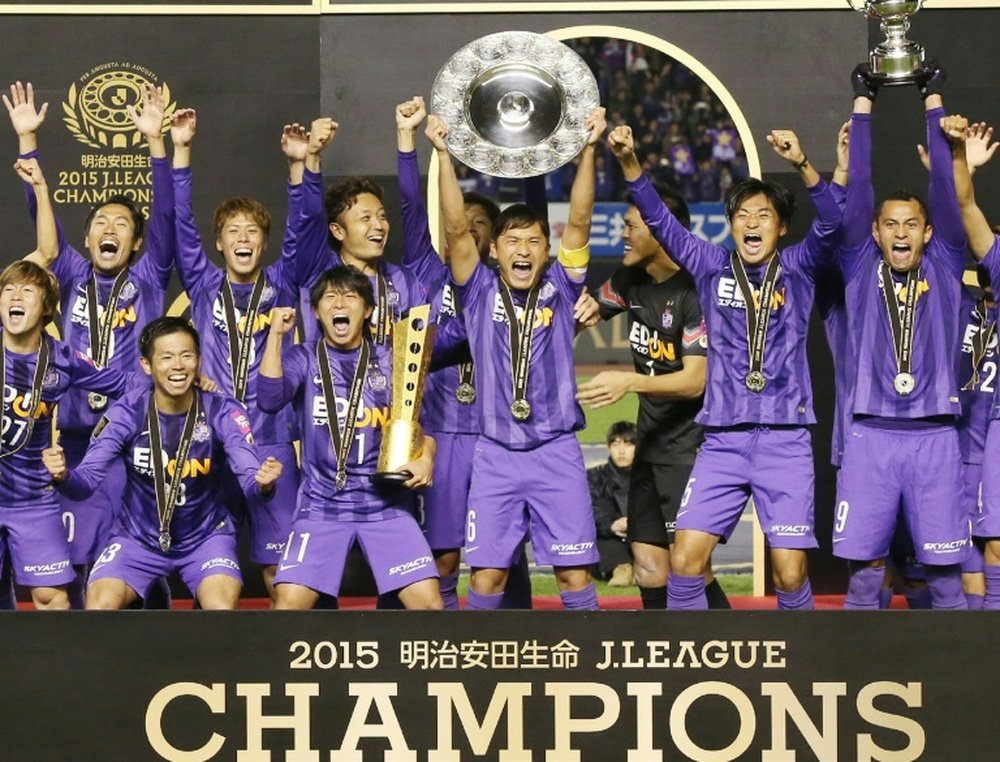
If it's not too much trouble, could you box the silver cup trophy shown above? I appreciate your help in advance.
[848,0,927,84]
[431,31,600,178]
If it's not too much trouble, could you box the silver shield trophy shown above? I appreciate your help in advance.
[431,31,600,178]
[848,0,927,84]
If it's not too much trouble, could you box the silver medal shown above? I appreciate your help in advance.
[894,372,915,396]
[745,371,767,393]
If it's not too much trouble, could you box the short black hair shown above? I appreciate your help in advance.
[324,177,384,250]
[652,182,691,230]
[725,178,796,226]
[875,191,929,224]
[139,316,199,360]
[84,194,146,242]
[309,265,375,311]
[492,203,550,242]
[463,192,501,225]
[606,420,637,445]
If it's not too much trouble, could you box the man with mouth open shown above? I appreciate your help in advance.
[425,107,606,611]
[43,316,281,610]
[608,121,843,611]
[258,267,443,610]
[0,258,130,609]
[832,67,971,610]
[5,81,175,606]
[170,108,321,602]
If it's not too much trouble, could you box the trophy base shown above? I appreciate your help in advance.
[369,471,413,485]
[868,48,925,85]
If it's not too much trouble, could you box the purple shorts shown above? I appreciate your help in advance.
[835,421,970,565]
[59,432,126,565]
[225,442,300,565]
[465,434,599,568]
[420,431,476,551]
[0,501,75,587]
[676,426,817,549]
[962,462,985,574]
[975,421,1000,539]
[274,514,436,596]
[88,530,242,599]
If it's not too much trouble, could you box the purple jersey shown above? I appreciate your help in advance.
[815,182,853,467]
[457,259,585,450]
[0,336,128,504]
[626,173,842,426]
[972,240,1000,425]
[21,149,174,436]
[61,386,261,553]
[172,167,300,444]
[956,287,994,464]
[256,339,415,521]
[396,149,478,436]
[840,108,966,420]
[293,167,428,344]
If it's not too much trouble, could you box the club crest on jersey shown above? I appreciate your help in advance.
[43,367,61,390]
[119,280,137,302]
[661,307,674,330]
[261,284,276,304]
[539,282,556,301]
[192,421,211,443]
[387,287,400,306]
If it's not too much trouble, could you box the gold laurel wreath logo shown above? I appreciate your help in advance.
[63,67,176,150]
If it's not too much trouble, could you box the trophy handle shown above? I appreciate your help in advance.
[846,0,869,14]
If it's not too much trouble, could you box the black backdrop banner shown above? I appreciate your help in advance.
[0,611,994,760]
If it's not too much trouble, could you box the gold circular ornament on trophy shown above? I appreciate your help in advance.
[431,31,600,178]
[847,0,926,84]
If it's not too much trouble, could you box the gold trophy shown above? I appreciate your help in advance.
[371,304,437,484]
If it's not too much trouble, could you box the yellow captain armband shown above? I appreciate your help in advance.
[558,242,590,270]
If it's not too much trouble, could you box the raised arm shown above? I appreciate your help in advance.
[925,100,966,255]
[257,307,300,412]
[293,117,338,289]
[169,108,211,294]
[277,123,308,275]
[561,107,606,255]
[950,117,995,260]
[129,85,175,287]
[3,81,46,156]
[610,125,722,278]
[396,96,446,285]
[16,159,57,267]
[426,115,479,286]
[218,399,274,499]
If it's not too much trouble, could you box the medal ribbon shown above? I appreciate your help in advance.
[147,390,201,550]
[220,275,267,402]
[317,340,370,487]
[963,299,996,391]
[0,335,50,459]
[373,269,389,344]
[86,269,130,367]
[451,288,475,395]
[879,263,919,381]
[498,280,541,413]
[730,252,781,382]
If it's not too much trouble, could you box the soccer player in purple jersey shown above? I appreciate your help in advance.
[0,260,130,609]
[580,183,731,610]
[5,81,175,604]
[833,68,970,610]
[43,317,281,609]
[258,267,443,610]
[169,107,316,601]
[425,106,606,611]
[291,120,428,347]
[610,122,844,611]
[949,116,1000,608]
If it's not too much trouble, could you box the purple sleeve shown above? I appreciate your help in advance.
[68,350,130,397]
[626,173,727,279]
[281,180,302,266]
[785,178,843,274]
[172,166,212,294]
[132,156,175,289]
[292,168,334,288]
[217,399,264,501]
[979,237,1000,287]
[454,260,491,310]
[60,403,131,500]
[429,316,471,371]
[831,181,847,211]
[549,254,586,302]
[398,150,447,285]
[925,105,966,270]
[840,112,875,280]
[256,345,307,414]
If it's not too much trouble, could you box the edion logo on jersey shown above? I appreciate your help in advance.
[388,556,433,576]
[550,542,595,554]
[716,277,786,312]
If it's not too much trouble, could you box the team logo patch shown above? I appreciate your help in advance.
[230,410,253,443]
[192,421,211,443]
[540,282,556,301]
[368,365,388,392]
[661,308,674,330]
[43,367,61,390]
[387,288,400,306]
[118,281,137,302]
[261,285,276,304]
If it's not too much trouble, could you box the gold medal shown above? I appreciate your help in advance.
[158,531,171,552]
[510,398,531,421]
[745,371,767,393]
[894,372,915,396]
[87,392,108,412]
[455,382,476,405]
